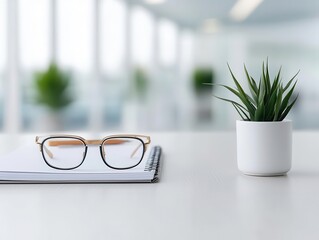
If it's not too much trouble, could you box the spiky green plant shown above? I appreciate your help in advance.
[216,61,298,121]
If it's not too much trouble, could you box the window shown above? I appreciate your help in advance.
[0,0,6,129]
[19,0,50,70]
[56,0,94,130]
[158,19,178,67]
[19,0,50,130]
[100,0,126,74]
[57,0,93,71]
[131,6,155,67]
[180,30,194,75]
[0,0,6,71]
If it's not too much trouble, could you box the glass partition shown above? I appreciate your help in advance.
[0,0,7,130]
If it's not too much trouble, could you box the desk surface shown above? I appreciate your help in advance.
[0,131,318,240]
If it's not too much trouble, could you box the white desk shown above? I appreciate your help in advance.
[0,131,318,240]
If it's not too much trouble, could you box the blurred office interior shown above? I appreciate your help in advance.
[0,0,318,133]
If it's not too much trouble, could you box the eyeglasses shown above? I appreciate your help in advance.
[35,134,151,170]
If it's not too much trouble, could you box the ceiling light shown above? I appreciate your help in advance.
[144,0,166,4]
[201,18,220,34]
[230,0,263,21]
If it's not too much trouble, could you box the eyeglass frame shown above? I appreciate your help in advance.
[35,134,151,170]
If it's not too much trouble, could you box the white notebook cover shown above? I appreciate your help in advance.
[0,143,162,183]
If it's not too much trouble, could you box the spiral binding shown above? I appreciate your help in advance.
[144,146,162,173]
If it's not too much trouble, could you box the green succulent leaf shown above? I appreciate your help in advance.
[279,81,298,116]
[244,65,257,102]
[279,95,299,121]
[271,66,281,94]
[214,95,248,112]
[283,70,299,92]
[265,87,278,120]
[227,63,256,114]
[232,103,249,121]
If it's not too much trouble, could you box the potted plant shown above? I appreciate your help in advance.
[217,60,298,176]
[34,62,73,130]
[133,67,149,101]
[192,68,215,121]
[192,68,214,95]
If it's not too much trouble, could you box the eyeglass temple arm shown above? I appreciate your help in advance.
[130,144,141,158]
[130,137,151,158]
[43,146,54,159]
[47,139,125,146]
[35,136,54,159]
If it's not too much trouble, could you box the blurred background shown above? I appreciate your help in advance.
[0,0,318,133]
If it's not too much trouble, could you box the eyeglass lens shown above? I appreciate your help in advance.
[42,137,86,170]
[101,137,144,169]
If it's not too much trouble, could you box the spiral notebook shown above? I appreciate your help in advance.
[0,144,162,183]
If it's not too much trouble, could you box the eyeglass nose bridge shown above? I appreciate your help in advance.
[84,140,102,145]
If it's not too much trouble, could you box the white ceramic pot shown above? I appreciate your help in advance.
[236,120,292,176]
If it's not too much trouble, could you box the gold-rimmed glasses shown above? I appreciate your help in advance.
[35,134,151,170]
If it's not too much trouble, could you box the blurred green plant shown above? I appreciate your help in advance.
[34,63,72,111]
[215,60,299,121]
[133,67,148,99]
[192,68,214,94]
